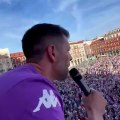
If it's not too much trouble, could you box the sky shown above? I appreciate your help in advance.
[0,0,120,53]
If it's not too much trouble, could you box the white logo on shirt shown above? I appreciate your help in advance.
[33,89,61,112]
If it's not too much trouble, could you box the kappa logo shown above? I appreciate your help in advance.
[33,89,61,112]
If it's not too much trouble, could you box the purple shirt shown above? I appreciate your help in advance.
[0,64,64,120]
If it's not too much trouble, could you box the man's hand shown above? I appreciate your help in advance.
[83,90,107,120]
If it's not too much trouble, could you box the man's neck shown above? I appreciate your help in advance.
[28,63,55,81]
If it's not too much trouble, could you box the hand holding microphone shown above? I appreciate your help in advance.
[69,68,107,120]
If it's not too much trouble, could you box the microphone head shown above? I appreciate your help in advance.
[69,68,82,80]
[69,68,91,96]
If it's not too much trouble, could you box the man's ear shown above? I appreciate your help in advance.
[46,45,57,62]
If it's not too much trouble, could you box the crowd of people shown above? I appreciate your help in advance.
[54,55,120,120]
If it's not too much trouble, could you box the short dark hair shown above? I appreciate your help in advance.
[22,23,69,61]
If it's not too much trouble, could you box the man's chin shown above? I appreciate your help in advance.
[57,79,66,81]
[58,75,68,81]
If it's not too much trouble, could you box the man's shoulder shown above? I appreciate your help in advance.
[0,64,52,95]
[0,64,42,80]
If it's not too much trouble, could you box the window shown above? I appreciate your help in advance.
[0,63,3,70]
[75,60,77,65]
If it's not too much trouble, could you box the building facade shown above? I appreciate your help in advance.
[69,41,87,68]
[90,28,120,58]
[104,28,120,56]
[10,52,26,68]
[90,37,104,57]
[83,41,92,58]
[0,48,13,74]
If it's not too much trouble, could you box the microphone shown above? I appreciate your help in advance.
[69,68,91,96]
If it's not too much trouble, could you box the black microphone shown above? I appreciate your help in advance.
[69,68,91,96]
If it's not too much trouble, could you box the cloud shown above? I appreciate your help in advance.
[0,12,41,52]
[78,0,120,12]
[0,0,13,5]
[55,0,78,12]
[69,0,120,40]
[71,4,83,32]
[0,0,120,52]
[4,32,21,39]
[84,6,120,39]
